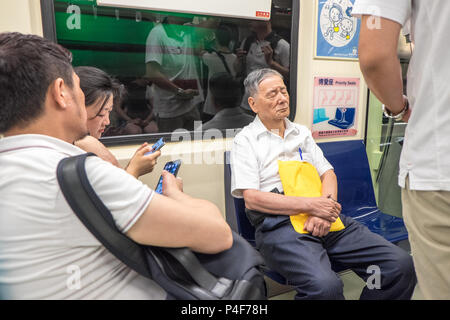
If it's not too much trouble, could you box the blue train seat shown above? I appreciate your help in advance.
[328,107,355,129]
[319,140,408,243]
[223,139,408,286]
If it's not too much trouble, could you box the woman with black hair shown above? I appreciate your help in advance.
[74,66,160,178]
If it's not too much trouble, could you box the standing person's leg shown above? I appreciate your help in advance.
[255,216,345,300]
[325,215,416,300]
[402,176,450,299]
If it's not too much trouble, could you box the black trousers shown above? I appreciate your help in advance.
[255,214,416,300]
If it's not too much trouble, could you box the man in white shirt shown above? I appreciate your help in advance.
[353,0,450,299]
[231,68,415,299]
[145,15,204,132]
[0,32,232,299]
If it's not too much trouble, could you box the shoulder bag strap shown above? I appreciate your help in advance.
[57,153,153,278]
[212,49,232,75]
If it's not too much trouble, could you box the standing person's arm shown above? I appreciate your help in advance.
[358,16,410,120]
[146,62,198,99]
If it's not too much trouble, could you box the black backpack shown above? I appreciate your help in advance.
[56,153,266,300]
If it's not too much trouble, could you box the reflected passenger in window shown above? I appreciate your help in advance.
[145,14,204,133]
[198,73,254,131]
[201,24,237,119]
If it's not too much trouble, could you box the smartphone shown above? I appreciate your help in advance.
[145,138,165,156]
[155,160,181,194]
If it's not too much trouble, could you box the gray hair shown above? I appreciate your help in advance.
[243,68,284,98]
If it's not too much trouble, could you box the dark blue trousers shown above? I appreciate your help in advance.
[255,214,416,300]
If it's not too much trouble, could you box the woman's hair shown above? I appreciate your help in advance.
[74,66,124,118]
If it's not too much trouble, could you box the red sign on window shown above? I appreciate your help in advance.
[256,11,270,18]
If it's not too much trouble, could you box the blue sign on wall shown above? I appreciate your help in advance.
[316,0,360,60]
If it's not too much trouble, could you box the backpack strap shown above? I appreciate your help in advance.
[211,49,232,75]
[56,153,153,278]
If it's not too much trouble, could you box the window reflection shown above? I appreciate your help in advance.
[54,0,294,137]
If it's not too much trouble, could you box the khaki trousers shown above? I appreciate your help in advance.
[402,176,450,299]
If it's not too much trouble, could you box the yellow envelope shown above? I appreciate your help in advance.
[278,160,345,234]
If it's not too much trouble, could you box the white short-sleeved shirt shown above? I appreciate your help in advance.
[353,0,450,191]
[230,116,333,198]
[145,23,204,118]
[0,134,165,299]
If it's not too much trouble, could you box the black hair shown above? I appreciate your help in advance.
[209,72,241,109]
[0,32,73,133]
[74,66,123,119]
[215,24,232,47]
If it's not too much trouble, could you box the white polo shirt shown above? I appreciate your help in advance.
[353,0,450,190]
[230,116,333,198]
[145,23,204,118]
[0,134,165,299]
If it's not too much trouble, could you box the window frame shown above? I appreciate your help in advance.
[40,0,300,146]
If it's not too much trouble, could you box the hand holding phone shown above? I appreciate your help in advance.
[155,160,181,194]
[145,138,165,156]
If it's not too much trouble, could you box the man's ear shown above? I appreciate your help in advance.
[248,96,258,114]
[49,78,68,110]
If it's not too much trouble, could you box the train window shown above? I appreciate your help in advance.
[46,0,298,145]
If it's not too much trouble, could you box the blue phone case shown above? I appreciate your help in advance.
[145,138,165,156]
[155,160,181,194]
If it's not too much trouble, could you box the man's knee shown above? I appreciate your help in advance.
[295,274,344,300]
[389,249,415,276]
[381,248,416,290]
[393,250,416,282]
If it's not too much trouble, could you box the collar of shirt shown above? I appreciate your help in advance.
[252,115,300,139]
